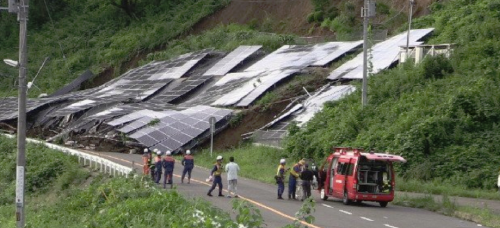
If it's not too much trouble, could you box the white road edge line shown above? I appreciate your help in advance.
[384,224,399,228]
[322,204,334,208]
[360,217,374,222]
[339,210,352,215]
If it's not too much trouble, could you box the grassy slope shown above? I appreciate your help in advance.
[0,0,231,97]
[285,0,500,189]
[0,136,264,227]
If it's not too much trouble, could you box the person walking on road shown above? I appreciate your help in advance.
[300,163,314,201]
[154,150,163,184]
[142,148,151,175]
[225,156,240,198]
[207,155,224,197]
[181,150,194,184]
[162,150,175,188]
[288,159,304,200]
[276,158,288,200]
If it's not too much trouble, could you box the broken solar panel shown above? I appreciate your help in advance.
[147,50,211,80]
[328,28,434,80]
[127,105,232,151]
[148,76,211,104]
[294,85,356,126]
[203,45,262,76]
[236,69,300,107]
[0,97,63,121]
[310,41,363,66]
[107,109,171,126]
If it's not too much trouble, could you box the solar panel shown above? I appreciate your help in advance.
[310,41,364,66]
[147,52,209,80]
[0,97,63,121]
[203,45,262,76]
[148,76,211,104]
[236,69,300,107]
[328,28,434,80]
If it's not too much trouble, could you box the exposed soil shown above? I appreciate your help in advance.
[189,0,333,36]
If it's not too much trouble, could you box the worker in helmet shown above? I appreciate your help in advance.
[154,150,163,184]
[181,149,194,184]
[142,148,151,175]
[276,158,288,200]
[149,149,158,181]
[207,155,224,197]
[162,150,175,189]
[288,159,305,200]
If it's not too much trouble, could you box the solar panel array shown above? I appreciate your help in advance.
[203,45,262,76]
[148,76,211,104]
[328,28,434,80]
[0,97,62,121]
[126,105,232,152]
[148,51,210,80]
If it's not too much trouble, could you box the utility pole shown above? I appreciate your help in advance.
[362,0,375,107]
[405,0,416,57]
[1,0,29,227]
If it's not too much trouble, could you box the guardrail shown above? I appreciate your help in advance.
[2,134,135,177]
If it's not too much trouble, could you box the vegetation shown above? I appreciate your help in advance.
[0,0,231,97]
[285,0,500,190]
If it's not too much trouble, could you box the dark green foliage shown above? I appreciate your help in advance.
[0,0,230,98]
[286,0,500,190]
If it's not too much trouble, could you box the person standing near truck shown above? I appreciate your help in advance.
[288,159,305,200]
[300,163,314,201]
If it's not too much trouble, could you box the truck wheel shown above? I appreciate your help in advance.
[342,191,351,205]
[320,189,328,201]
[379,201,388,207]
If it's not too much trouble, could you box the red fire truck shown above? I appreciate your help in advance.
[318,147,406,207]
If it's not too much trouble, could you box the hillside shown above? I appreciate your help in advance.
[3,0,498,192]
[285,0,500,189]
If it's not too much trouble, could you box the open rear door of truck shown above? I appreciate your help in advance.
[360,152,406,163]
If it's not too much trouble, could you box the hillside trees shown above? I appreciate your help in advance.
[285,0,500,189]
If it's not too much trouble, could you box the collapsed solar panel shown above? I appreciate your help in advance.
[147,50,210,80]
[126,105,232,152]
[294,85,356,126]
[203,45,262,76]
[0,97,63,121]
[328,28,434,80]
[310,41,364,66]
[148,76,211,104]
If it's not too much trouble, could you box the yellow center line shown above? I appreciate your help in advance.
[87,151,321,228]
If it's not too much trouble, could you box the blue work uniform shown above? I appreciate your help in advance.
[277,164,286,199]
[154,156,162,184]
[162,156,175,188]
[288,163,302,199]
[181,155,194,183]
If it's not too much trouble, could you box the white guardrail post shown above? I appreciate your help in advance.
[1,134,134,177]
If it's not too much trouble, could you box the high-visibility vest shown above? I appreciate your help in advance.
[276,164,285,177]
[213,163,222,176]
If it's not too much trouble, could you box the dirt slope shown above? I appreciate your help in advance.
[191,0,333,36]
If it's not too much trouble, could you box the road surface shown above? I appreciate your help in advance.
[83,150,487,228]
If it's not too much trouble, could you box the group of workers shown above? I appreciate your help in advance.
[142,148,194,189]
[142,149,317,201]
[276,158,317,201]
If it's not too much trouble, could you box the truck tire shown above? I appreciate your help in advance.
[379,201,388,207]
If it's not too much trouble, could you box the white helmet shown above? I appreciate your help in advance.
[166,151,172,156]
[144,148,149,153]
[156,150,162,155]
[216,155,223,160]
[280,158,286,164]
[186,150,191,155]
[153,148,158,153]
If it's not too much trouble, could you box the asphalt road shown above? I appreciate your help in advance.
[84,150,487,228]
